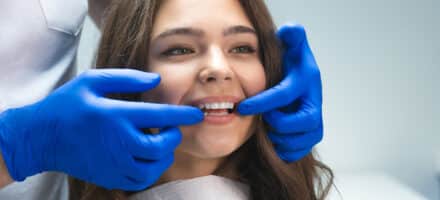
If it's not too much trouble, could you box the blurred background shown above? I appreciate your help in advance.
[77,0,439,199]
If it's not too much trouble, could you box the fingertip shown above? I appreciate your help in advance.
[278,23,303,35]
[185,107,204,123]
[167,105,204,124]
[277,24,307,48]
[149,72,161,84]
[84,69,162,94]
[237,93,278,115]
[194,108,204,121]
[237,101,255,115]
[141,128,181,158]
[160,127,183,145]
[148,72,160,79]
[172,128,183,145]
[278,24,306,38]
[111,69,161,87]
[137,72,161,88]
[163,153,175,168]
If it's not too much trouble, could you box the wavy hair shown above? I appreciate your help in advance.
[69,0,334,199]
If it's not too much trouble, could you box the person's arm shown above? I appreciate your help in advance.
[88,0,112,29]
[0,149,13,189]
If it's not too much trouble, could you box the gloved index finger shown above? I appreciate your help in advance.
[237,71,304,115]
[80,69,161,95]
[238,24,311,115]
[277,24,307,50]
[103,99,204,128]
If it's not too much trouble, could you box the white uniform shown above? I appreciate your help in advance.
[130,175,250,200]
[0,0,88,199]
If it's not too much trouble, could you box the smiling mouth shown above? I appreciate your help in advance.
[198,102,237,116]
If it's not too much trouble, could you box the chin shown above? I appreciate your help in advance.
[178,124,253,159]
[189,141,241,159]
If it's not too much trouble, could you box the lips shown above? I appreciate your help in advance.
[199,102,235,114]
[187,96,242,125]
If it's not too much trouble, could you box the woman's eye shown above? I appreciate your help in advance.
[161,47,195,56]
[230,46,256,54]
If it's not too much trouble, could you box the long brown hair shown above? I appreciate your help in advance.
[69,0,334,199]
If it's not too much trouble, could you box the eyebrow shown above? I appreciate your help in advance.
[223,25,256,36]
[153,25,257,40]
[155,28,204,40]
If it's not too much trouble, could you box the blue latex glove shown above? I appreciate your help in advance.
[238,24,323,162]
[0,69,203,190]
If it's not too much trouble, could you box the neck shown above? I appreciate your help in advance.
[154,150,237,186]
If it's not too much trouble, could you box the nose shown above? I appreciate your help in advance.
[198,47,233,84]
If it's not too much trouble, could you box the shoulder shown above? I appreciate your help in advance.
[0,172,68,200]
[130,175,250,200]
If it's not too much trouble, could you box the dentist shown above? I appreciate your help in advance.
[0,0,324,199]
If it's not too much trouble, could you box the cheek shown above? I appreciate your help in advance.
[234,62,266,97]
[145,66,194,104]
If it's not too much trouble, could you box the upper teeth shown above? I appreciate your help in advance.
[198,102,234,109]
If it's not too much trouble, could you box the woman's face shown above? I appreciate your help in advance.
[145,0,266,159]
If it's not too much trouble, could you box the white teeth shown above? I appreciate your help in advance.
[211,103,219,109]
[198,102,234,110]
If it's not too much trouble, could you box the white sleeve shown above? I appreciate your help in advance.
[0,0,87,110]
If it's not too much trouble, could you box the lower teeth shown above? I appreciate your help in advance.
[204,112,229,116]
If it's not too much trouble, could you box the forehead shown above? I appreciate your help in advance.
[152,0,253,38]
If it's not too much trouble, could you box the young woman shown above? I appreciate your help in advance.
[69,0,333,199]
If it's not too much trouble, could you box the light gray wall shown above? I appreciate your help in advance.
[78,0,440,199]
[263,0,439,199]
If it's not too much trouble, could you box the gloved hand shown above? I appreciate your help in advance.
[0,69,203,190]
[238,24,323,162]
